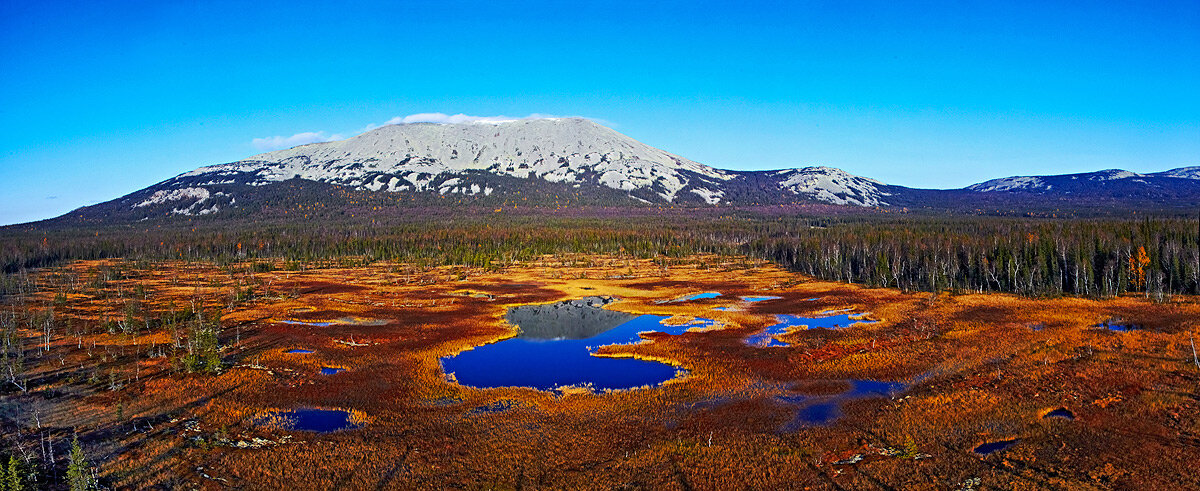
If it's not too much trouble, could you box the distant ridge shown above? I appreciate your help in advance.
[35,118,1200,224]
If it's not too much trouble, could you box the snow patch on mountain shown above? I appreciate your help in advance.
[1151,166,1200,180]
[776,167,888,206]
[1089,169,1140,181]
[134,187,212,208]
[178,118,731,203]
[690,187,724,205]
[967,176,1047,192]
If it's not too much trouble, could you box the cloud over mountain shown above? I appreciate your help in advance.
[362,113,568,132]
[251,131,342,152]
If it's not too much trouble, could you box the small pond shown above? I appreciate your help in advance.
[441,297,710,391]
[1093,316,1141,331]
[777,379,905,430]
[662,292,722,303]
[741,295,781,302]
[320,366,345,375]
[746,312,878,347]
[258,408,360,433]
[974,438,1020,455]
[1044,407,1075,420]
[285,349,314,354]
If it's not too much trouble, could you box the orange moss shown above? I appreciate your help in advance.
[4,254,1200,489]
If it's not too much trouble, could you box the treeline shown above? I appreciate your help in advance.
[2,210,1198,299]
[748,217,1200,299]
[1,215,736,274]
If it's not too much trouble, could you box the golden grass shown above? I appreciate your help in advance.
[3,254,1199,488]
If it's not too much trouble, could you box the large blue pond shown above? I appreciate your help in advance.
[442,297,711,392]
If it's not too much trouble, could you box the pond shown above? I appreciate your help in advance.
[777,379,905,429]
[258,408,361,433]
[974,438,1020,455]
[1044,407,1075,420]
[741,295,781,302]
[320,366,345,375]
[712,294,781,312]
[1094,317,1140,331]
[662,292,722,303]
[285,349,315,354]
[746,312,878,347]
[441,297,709,392]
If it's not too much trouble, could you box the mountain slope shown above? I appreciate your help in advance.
[73,118,899,221]
[175,118,733,204]
[41,117,1200,223]
[964,168,1200,203]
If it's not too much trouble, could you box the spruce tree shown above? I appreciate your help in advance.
[5,454,23,491]
[66,435,93,491]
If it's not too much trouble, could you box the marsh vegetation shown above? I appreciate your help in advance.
[0,250,1196,488]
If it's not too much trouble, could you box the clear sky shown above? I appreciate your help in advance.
[2,0,1197,225]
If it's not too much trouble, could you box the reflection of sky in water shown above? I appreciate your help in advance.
[746,313,877,347]
[1044,408,1075,420]
[443,300,713,392]
[678,292,721,301]
[741,295,781,302]
[974,439,1019,455]
[778,379,905,430]
[260,408,359,433]
[1094,321,1138,332]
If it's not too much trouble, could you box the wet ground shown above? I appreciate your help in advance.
[9,255,1200,489]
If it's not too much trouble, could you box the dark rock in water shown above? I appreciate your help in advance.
[507,296,636,340]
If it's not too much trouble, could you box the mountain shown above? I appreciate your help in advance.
[44,118,1200,223]
[175,118,732,204]
[957,168,1200,212]
[968,168,1200,194]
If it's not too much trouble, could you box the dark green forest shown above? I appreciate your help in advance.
[2,208,1198,300]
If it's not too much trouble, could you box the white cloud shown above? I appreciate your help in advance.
[362,113,566,132]
[249,113,597,154]
[251,131,343,152]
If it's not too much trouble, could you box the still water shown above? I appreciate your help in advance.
[442,297,712,392]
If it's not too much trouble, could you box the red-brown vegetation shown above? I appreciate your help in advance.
[1,254,1198,488]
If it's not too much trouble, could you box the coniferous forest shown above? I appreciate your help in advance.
[3,206,1200,489]
[4,209,1197,300]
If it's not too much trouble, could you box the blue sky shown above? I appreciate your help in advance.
[2,0,1197,225]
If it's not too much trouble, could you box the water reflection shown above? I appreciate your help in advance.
[442,297,709,392]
